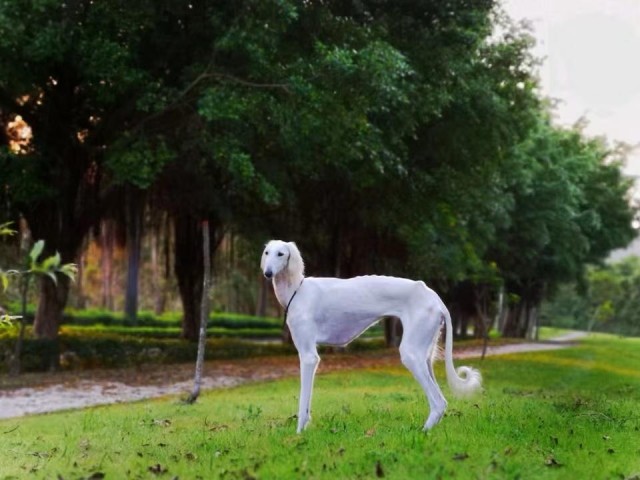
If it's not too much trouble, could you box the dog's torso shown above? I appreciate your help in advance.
[287,275,442,346]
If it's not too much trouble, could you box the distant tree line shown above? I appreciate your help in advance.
[0,0,636,345]
[541,257,640,337]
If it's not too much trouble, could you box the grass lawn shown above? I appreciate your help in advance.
[1,334,639,479]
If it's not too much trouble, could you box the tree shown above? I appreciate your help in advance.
[1,0,634,346]
[491,119,635,338]
[186,220,211,404]
[542,257,640,336]
[0,1,172,338]
[0,223,77,372]
[0,1,219,338]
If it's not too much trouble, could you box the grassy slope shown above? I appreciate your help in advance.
[1,334,639,480]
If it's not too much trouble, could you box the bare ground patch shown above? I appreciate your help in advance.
[0,334,585,419]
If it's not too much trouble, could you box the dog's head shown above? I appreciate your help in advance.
[261,240,304,279]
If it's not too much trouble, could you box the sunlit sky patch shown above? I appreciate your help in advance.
[503,0,640,176]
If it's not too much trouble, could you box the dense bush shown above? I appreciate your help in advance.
[0,330,387,373]
[0,333,296,373]
[4,305,282,330]
[0,315,387,372]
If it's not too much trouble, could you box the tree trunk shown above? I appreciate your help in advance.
[175,214,204,341]
[33,276,70,338]
[75,243,87,309]
[32,276,70,370]
[526,304,538,340]
[459,313,470,339]
[383,316,403,347]
[501,302,522,338]
[155,214,173,314]
[255,277,268,317]
[101,220,116,310]
[125,188,144,323]
[150,219,162,314]
[186,219,211,404]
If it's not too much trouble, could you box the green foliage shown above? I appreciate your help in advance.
[542,257,640,336]
[0,334,638,478]
[24,240,78,285]
[0,224,17,301]
[1,0,636,341]
[0,224,19,324]
[489,115,635,336]
[21,240,78,286]
[0,332,296,372]
[1,232,75,335]
[106,137,175,189]
[0,222,15,237]
[0,326,384,372]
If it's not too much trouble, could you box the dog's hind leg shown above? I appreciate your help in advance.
[425,337,447,429]
[295,343,320,433]
[399,317,448,430]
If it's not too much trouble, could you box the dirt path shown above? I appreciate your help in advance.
[0,333,586,419]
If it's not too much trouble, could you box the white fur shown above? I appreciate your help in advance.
[261,239,482,433]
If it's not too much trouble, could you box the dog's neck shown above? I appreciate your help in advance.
[272,269,304,308]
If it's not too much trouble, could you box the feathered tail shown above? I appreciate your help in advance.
[442,309,482,397]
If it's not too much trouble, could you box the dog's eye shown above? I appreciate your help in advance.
[277,252,284,257]
[264,252,268,256]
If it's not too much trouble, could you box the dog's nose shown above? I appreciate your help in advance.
[264,269,273,279]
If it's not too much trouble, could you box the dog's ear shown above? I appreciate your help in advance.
[287,242,305,277]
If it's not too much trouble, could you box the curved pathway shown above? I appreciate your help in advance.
[0,332,587,419]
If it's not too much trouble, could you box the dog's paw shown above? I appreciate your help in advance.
[296,414,311,433]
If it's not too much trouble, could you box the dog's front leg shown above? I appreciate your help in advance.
[297,348,320,433]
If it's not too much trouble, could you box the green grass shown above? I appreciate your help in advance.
[535,326,579,341]
[1,334,639,479]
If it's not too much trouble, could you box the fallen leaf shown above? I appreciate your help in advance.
[148,464,167,475]
[453,453,469,461]
[545,456,563,468]
[208,424,228,432]
[376,460,385,478]
[365,428,376,437]
[241,468,257,480]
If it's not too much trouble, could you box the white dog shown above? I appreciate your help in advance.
[261,240,482,433]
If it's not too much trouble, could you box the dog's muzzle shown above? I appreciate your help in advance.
[264,269,273,279]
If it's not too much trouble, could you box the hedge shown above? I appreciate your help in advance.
[0,331,386,373]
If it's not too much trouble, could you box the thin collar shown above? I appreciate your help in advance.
[283,278,304,327]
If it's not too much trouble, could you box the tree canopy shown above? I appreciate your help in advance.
[0,0,636,342]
